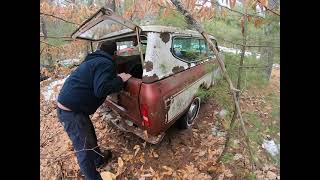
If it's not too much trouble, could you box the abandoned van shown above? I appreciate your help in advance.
[71,7,221,144]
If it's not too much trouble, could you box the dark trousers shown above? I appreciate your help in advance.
[57,108,104,180]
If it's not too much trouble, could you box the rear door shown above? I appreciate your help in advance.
[71,7,143,125]
[71,6,139,41]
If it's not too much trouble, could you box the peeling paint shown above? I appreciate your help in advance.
[145,61,153,72]
[172,66,185,74]
[143,32,189,83]
[142,73,159,83]
[160,32,170,43]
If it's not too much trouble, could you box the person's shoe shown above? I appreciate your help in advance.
[96,150,112,169]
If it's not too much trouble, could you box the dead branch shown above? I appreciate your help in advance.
[40,40,63,50]
[240,65,269,68]
[42,144,105,166]
[170,0,256,170]
[40,129,63,148]
[211,1,264,19]
[40,12,79,25]
[40,35,73,40]
[40,47,46,56]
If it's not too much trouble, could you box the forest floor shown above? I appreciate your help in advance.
[40,66,280,180]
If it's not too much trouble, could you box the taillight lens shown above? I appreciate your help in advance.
[140,104,151,128]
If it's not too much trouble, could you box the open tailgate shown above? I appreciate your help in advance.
[71,7,140,41]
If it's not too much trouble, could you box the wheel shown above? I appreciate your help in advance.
[175,97,201,129]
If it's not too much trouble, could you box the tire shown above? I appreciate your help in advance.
[175,97,201,129]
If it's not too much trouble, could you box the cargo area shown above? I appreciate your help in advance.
[102,35,147,127]
[112,35,146,79]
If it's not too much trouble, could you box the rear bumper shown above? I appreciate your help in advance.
[105,110,166,144]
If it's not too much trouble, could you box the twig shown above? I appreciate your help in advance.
[40,12,79,25]
[212,1,264,19]
[43,145,103,166]
[239,65,269,68]
[256,0,280,16]
[40,40,63,50]
[40,35,73,40]
[40,129,63,148]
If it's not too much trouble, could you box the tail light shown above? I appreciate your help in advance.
[140,104,151,128]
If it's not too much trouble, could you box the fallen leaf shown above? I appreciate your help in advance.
[139,155,145,163]
[142,142,147,148]
[149,167,155,175]
[134,145,140,156]
[100,171,116,180]
[122,154,133,162]
[141,173,153,177]
[153,151,159,158]
[116,157,125,176]
[143,130,148,139]
[198,150,206,157]
[224,168,233,177]
[266,171,278,180]
[162,166,173,176]
[233,153,243,161]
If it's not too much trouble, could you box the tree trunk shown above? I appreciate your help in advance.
[266,45,274,80]
[40,17,48,39]
[170,0,256,170]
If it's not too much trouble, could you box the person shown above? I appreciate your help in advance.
[56,40,131,180]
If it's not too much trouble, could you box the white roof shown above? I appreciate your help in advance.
[99,25,216,40]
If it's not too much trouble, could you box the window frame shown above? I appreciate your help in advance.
[171,36,210,63]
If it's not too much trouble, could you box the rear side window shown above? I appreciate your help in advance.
[172,37,209,62]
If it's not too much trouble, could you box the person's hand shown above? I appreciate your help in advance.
[118,73,132,82]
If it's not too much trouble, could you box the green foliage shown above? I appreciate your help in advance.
[221,152,233,163]
[46,21,76,46]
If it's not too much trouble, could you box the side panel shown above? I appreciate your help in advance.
[142,32,189,83]
[139,60,217,136]
[166,72,212,123]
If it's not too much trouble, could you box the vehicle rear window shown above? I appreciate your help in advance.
[172,37,209,62]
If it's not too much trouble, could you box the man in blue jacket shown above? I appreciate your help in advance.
[56,41,131,180]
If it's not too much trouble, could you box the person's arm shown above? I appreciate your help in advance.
[93,61,124,98]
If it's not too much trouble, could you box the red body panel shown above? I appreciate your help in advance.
[105,60,215,136]
[139,61,214,135]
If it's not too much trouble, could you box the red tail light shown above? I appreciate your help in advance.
[140,104,151,128]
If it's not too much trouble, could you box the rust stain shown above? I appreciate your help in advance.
[145,61,153,72]
[142,74,159,83]
[160,32,170,43]
[172,66,185,74]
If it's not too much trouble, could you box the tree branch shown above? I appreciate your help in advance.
[40,40,63,50]
[170,0,256,170]
[40,12,79,25]
[212,1,264,19]
[256,0,280,16]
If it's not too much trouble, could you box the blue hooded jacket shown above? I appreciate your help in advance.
[58,50,124,115]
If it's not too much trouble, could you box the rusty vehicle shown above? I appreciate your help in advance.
[71,7,221,144]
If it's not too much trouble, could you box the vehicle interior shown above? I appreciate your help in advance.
[98,35,147,79]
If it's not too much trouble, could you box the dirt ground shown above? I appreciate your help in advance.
[40,67,280,180]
